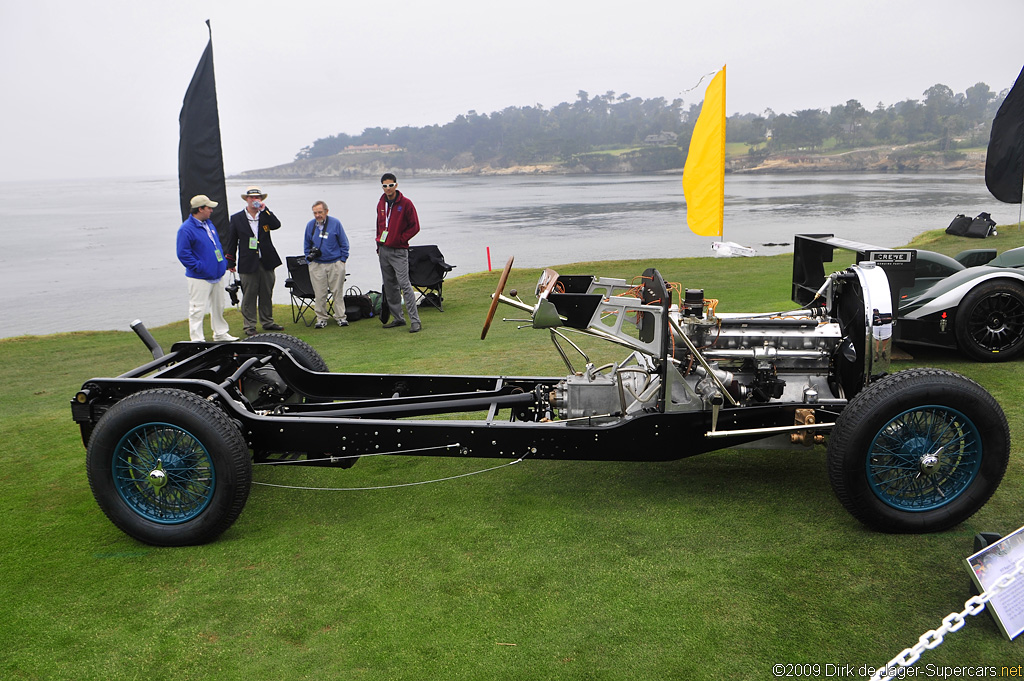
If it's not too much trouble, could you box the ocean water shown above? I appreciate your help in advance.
[0,172,1000,338]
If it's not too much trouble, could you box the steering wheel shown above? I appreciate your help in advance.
[481,256,514,340]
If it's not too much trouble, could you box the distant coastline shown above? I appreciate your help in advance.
[234,144,985,180]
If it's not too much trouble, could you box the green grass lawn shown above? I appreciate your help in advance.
[3,229,1024,679]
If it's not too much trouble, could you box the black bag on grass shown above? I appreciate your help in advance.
[945,214,972,236]
[964,212,996,238]
[343,287,374,322]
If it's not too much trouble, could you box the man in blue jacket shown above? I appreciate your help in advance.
[176,195,237,342]
[303,200,350,328]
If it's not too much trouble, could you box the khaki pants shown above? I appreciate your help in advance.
[308,260,347,323]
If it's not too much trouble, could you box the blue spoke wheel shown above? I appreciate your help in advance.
[87,389,251,546]
[827,369,1008,533]
[111,423,217,524]
[865,406,981,511]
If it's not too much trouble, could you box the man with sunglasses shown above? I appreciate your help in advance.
[375,173,422,332]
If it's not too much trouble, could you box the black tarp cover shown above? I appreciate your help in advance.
[178,21,229,241]
[985,64,1024,204]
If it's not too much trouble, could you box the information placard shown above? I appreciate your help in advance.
[964,525,1024,640]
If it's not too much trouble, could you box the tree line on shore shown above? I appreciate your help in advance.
[295,81,1008,172]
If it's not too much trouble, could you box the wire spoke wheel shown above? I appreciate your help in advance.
[828,368,1008,533]
[866,406,981,512]
[87,388,251,546]
[112,423,216,523]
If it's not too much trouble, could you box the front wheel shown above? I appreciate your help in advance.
[86,388,252,546]
[827,368,1009,533]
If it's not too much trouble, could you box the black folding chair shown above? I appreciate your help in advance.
[284,256,333,326]
[408,245,455,311]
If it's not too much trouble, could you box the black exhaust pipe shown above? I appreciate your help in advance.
[131,320,165,359]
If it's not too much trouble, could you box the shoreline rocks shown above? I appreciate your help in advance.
[234,147,985,180]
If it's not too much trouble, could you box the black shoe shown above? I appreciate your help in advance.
[315,320,328,329]
[410,322,421,333]
[244,328,258,337]
[382,319,406,329]
[263,322,284,331]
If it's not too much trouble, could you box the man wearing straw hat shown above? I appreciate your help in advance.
[225,186,284,336]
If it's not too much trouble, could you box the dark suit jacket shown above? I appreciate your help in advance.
[225,208,283,273]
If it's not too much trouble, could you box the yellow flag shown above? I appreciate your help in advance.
[683,66,726,237]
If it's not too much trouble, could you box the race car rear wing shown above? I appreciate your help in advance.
[792,234,918,315]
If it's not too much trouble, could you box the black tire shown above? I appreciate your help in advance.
[243,333,328,407]
[827,368,1009,533]
[247,332,328,372]
[86,388,252,546]
[954,280,1024,362]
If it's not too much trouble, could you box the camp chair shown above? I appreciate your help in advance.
[408,245,455,312]
[284,256,333,326]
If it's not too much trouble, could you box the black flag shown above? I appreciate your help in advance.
[985,64,1024,204]
[178,20,229,240]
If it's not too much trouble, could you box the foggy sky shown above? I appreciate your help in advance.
[2,0,1023,183]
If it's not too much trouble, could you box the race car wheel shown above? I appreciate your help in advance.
[86,388,252,546]
[954,280,1024,361]
[827,368,1008,533]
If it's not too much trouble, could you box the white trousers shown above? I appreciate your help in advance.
[186,275,230,341]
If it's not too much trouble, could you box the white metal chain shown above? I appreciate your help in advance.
[869,556,1024,681]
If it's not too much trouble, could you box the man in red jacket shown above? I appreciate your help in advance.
[375,173,422,332]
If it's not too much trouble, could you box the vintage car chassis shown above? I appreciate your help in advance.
[72,250,1011,545]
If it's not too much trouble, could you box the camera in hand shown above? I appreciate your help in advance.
[225,279,242,306]
[308,247,322,261]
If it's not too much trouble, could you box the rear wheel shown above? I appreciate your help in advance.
[242,333,328,407]
[247,332,328,371]
[86,388,251,546]
[954,280,1024,361]
[827,368,1008,533]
